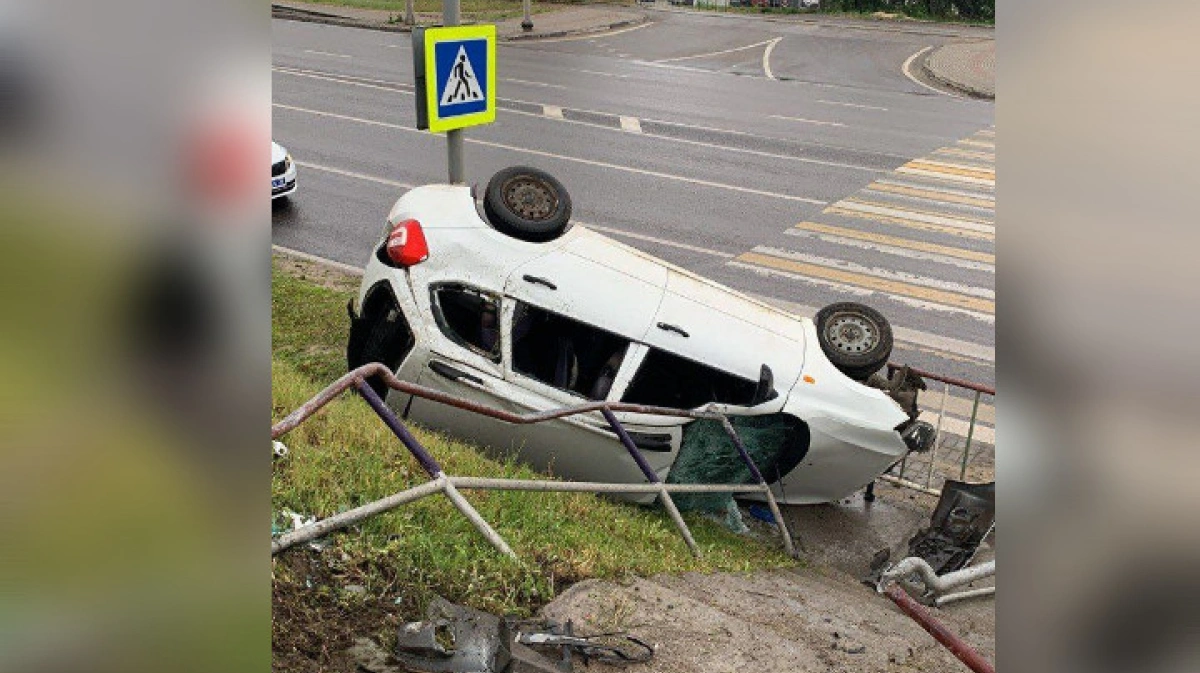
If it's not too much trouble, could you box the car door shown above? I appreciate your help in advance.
[641,270,805,411]
[497,231,680,496]
[404,283,535,452]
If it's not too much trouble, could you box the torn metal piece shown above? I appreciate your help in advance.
[515,629,655,667]
[393,596,512,673]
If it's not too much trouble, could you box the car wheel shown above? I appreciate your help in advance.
[483,166,572,243]
[815,302,893,380]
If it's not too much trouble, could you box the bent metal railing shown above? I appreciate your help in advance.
[879,364,996,496]
[271,363,797,559]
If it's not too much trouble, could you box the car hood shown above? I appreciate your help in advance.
[271,141,286,164]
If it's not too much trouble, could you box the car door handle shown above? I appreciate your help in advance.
[627,431,674,453]
[429,361,483,386]
[522,275,557,290]
[656,322,689,338]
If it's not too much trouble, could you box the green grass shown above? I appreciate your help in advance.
[271,259,794,617]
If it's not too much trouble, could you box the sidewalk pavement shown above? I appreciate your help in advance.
[922,39,994,99]
[272,2,647,40]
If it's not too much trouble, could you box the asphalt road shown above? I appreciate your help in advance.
[271,9,996,393]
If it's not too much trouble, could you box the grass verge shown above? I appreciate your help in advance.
[272,256,794,670]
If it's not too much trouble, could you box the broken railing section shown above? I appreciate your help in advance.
[879,363,995,497]
[271,363,797,559]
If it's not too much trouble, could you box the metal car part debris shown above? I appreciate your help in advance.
[394,596,513,673]
[516,624,654,668]
[907,480,995,575]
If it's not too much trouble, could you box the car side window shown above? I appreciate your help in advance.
[512,301,630,400]
[622,348,757,409]
[430,284,501,360]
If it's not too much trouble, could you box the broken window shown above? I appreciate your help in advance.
[512,302,629,400]
[622,348,757,409]
[430,284,501,360]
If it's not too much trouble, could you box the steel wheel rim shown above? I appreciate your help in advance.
[502,176,557,221]
[825,312,879,354]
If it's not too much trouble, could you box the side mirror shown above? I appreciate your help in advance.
[751,364,777,405]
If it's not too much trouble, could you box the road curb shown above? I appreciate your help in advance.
[271,4,649,41]
[645,6,993,39]
[272,5,411,32]
[919,43,994,100]
[501,15,648,42]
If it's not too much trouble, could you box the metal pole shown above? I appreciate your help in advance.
[883,584,995,673]
[960,390,981,480]
[928,381,949,488]
[444,0,465,183]
[720,418,797,558]
[522,0,533,31]
[600,408,700,557]
[405,0,415,25]
[272,477,447,555]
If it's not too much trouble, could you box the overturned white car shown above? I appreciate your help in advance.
[348,167,933,505]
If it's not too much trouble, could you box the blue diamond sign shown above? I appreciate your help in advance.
[413,25,496,133]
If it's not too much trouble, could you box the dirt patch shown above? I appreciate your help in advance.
[273,252,362,294]
[542,564,993,673]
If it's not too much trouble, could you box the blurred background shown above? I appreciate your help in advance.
[1,0,1198,671]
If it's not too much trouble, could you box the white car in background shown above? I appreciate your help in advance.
[271,141,297,200]
[347,167,934,505]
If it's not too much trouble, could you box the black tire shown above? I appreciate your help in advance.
[815,302,893,381]
[483,166,572,242]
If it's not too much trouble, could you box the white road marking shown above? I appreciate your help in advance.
[274,67,886,174]
[817,99,889,111]
[634,60,714,75]
[619,116,643,133]
[577,69,629,78]
[655,38,778,63]
[273,103,828,205]
[762,37,782,80]
[769,114,846,128]
[896,166,994,187]
[274,66,410,93]
[783,228,995,273]
[873,178,995,203]
[503,77,566,89]
[901,45,965,99]
[754,245,995,299]
[729,260,995,324]
[303,49,353,59]
[542,105,564,119]
[835,199,995,233]
[295,161,415,189]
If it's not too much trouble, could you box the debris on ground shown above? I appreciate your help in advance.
[865,480,995,587]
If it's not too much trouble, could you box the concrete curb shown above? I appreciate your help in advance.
[272,5,411,32]
[502,15,647,41]
[271,4,649,41]
[645,5,993,39]
[919,44,994,100]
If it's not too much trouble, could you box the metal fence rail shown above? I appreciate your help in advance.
[880,364,995,496]
[271,363,797,559]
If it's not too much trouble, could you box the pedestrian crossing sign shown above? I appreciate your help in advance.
[413,25,496,133]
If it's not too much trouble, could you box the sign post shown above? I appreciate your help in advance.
[412,12,496,184]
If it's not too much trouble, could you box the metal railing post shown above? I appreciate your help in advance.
[959,390,982,481]
[600,407,700,557]
[355,378,517,560]
[928,381,950,488]
[720,418,798,558]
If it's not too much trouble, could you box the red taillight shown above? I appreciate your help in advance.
[385,219,429,267]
